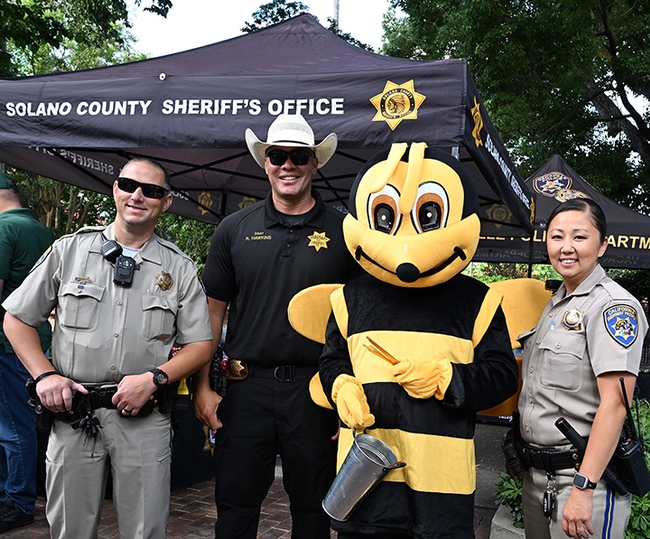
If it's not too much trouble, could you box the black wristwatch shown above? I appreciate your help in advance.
[572,472,597,490]
[150,368,169,388]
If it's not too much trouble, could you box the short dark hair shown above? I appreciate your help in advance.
[546,198,607,243]
[120,158,171,191]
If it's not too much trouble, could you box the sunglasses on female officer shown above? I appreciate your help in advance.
[265,149,316,166]
[116,177,170,199]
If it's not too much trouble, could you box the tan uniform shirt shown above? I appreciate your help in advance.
[518,265,647,447]
[2,223,211,382]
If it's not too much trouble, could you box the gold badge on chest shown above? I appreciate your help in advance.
[156,271,173,291]
[562,307,584,330]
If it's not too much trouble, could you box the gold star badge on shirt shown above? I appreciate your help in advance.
[156,271,173,291]
[307,231,330,252]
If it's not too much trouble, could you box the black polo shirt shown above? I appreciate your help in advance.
[202,190,357,367]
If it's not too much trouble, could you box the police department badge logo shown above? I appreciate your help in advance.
[603,305,639,348]
[198,191,214,215]
[238,196,257,210]
[555,188,588,203]
[484,203,513,228]
[370,80,426,130]
[156,271,173,291]
[533,172,572,197]
[307,231,330,251]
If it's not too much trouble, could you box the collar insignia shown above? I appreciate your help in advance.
[156,271,173,291]
[307,231,330,251]
[562,307,584,331]
[604,304,639,348]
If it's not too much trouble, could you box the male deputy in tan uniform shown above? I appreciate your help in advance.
[2,158,213,539]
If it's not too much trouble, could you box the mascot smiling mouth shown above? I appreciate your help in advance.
[354,245,467,283]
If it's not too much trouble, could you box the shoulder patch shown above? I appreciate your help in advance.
[603,304,639,348]
[30,245,52,273]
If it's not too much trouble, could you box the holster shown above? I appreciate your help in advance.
[156,378,190,417]
[26,377,55,433]
[501,414,527,479]
[610,422,650,497]
[209,346,228,396]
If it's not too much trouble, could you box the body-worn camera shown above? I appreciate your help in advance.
[114,255,136,287]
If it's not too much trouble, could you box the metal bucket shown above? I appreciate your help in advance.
[322,433,406,521]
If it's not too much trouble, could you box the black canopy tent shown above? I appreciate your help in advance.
[0,14,534,233]
[475,154,650,269]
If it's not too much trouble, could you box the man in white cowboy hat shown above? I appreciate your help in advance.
[194,113,358,538]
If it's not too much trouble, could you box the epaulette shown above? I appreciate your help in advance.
[154,235,194,262]
[74,226,105,235]
[56,226,105,242]
[600,277,632,302]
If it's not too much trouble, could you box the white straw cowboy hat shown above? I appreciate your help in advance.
[245,113,338,169]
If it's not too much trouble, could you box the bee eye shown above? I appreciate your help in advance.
[419,202,441,232]
[411,182,448,234]
[374,204,395,234]
[368,184,401,235]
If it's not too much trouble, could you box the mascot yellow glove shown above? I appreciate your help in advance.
[391,358,453,400]
[331,374,375,430]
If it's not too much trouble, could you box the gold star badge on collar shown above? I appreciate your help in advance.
[307,231,330,252]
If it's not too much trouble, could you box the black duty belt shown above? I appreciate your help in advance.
[247,364,317,382]
[518,441,582,473]
[84,385,119,409]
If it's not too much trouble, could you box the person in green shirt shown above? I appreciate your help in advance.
[0,171,54,533]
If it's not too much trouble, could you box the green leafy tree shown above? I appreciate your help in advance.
[156,213,215,271]
[242,0,310,32]
[1,3,153,240]
[383,0,650,210]
[242,0,373,51]
[10,170,116,239]
[0,0,172,76]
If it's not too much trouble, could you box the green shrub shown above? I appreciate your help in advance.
[494,398,650,537]
[494,470,524,528]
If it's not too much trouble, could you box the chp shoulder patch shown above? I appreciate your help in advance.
[603,304,639,348]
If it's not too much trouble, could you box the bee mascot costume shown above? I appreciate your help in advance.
[289,142,521,538]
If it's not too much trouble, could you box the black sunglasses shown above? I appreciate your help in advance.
[266,149,315,166]
[116,177,169,199]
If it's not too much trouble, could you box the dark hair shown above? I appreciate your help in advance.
[546,198,607,243]
[120,158,171,191]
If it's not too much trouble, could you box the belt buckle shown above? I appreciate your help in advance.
[274,365,295,382]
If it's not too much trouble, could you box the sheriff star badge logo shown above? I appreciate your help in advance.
[370,80,426,130]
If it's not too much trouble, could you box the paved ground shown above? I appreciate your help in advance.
[4,422,508,538]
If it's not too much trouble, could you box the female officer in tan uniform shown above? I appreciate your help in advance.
[518,198,647,539]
